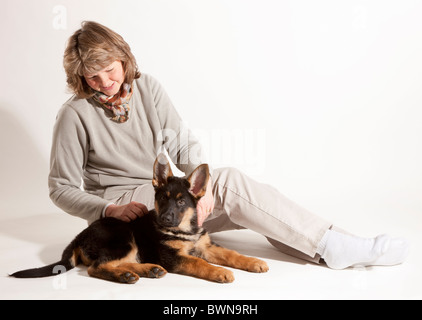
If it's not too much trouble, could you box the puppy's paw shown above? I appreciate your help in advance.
[147,265,167,278]
[211,267,235,283]
[119,271,139,284]
[245,258,269,273]
[135,263,167,278]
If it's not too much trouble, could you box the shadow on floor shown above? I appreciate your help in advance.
[0,105,54,219]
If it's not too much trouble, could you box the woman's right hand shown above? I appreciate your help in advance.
[105,201,149,222]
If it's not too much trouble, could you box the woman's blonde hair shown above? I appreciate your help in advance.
[63,21,140,98]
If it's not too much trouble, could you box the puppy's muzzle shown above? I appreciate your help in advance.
[160,211,177,227]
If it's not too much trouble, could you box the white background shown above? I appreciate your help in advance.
[1,0,421,233]
[1,0,422,300]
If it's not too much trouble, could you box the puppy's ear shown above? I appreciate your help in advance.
[152,153,173,189]
[187,164,210,199]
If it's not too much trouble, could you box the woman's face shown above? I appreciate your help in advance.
[84,60,125,96]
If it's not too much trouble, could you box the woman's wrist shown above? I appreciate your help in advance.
[103,203,116,218]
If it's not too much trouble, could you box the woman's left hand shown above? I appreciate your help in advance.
[196,178,214,227]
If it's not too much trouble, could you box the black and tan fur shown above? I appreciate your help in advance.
[10,154,269,283]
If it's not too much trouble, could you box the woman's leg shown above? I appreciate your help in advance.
[206,167,332,262]
[206,167,409,268]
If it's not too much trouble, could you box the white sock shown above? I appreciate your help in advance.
[316,229,409,270]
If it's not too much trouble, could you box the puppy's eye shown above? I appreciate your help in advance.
[177,199,185,206]
[160,195,167,201]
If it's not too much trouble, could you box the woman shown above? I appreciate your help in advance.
[49,21,409,270]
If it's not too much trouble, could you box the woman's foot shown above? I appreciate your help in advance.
[317,230,410,270]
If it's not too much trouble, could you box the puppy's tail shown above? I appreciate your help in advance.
[9,243,76,278]
[9,259,74,278]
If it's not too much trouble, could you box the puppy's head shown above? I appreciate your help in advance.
[152,153,209,231]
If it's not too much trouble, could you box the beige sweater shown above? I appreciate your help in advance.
[49,74,206,223]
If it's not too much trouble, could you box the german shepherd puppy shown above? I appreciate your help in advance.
[11,154,269,283]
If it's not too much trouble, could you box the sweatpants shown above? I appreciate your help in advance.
[111,167,333,264]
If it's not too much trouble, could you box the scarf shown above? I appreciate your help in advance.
[93,83,133,123]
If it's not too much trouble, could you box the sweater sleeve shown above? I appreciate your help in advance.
[48,104,109,223]
[148,76,211,177]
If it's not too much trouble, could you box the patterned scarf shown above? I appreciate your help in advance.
[93,83,133,123]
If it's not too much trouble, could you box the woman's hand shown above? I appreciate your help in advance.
[105,201,149,222]
[196,179,214,227]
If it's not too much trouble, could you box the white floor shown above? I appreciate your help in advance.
[1,211,421,300]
